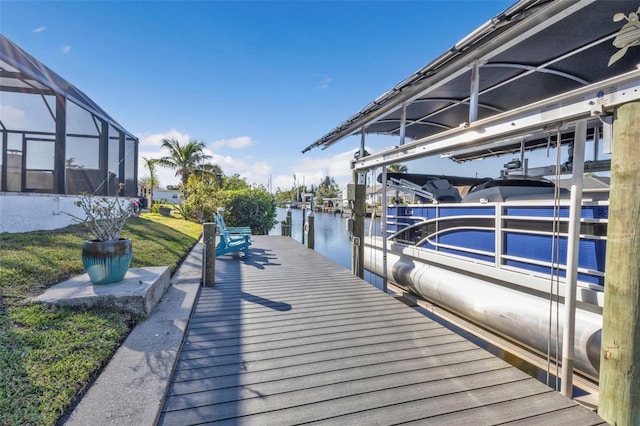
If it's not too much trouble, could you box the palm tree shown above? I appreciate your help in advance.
[316,176,339,200]
[387,163,408,173]
[156,138,212,189]
[141,157,159,207]
[193,163,225,189]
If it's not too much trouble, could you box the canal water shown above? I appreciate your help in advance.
[269,207,590,398]
[269,207,384,287]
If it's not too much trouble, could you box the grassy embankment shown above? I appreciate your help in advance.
[0,213,202,426]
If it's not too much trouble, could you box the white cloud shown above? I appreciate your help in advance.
[232,164,273,189]
[138,129,190,148]
[32,26,46,33]
[250,161,272,176]
[294,149,356,186]
[317,76,332,90]
[211,136,254,150]
[210,153,243,172]
[270,148,359,192]
[0,105,29,129]
[61,45,71,54]
[239,162,274,188]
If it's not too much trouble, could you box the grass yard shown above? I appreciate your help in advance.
[0,213,202,426]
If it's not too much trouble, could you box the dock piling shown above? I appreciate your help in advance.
[598,100,640,425]
[203,222,216,286]
[301,206,306,245]
[306,211,314,249]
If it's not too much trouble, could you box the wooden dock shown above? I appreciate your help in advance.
[157,236,605,425]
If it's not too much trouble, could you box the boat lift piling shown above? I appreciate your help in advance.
[350,168,366,279]
[598,100,640,425]
[351,131,367,279]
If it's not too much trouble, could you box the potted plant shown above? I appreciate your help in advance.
[158,204,171,216]
[67,192,139,284]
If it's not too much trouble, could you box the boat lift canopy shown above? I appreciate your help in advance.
[302,0,640,171]
[302,0,640,400]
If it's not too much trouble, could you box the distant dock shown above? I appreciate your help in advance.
[157,236,604,425]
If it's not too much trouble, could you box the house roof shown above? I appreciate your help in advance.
[303,0,640,166]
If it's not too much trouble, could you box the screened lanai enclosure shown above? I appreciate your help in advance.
[0,34,138,197]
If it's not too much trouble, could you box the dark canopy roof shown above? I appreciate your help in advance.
[303,0,640,163]
[0,33,135,139]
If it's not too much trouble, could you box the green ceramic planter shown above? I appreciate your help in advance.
[81,238,133,285]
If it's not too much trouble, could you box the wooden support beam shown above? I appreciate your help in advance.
[598,101,640,424]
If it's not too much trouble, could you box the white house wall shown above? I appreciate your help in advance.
[153,189,182,205]
[2,193,95,233]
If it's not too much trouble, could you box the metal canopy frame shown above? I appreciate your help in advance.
[0,35,133,138]
[353,70,640,170]
[303,0,640,171]
[0,34,138,196]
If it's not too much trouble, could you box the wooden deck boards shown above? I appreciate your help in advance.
[157,236,604,425]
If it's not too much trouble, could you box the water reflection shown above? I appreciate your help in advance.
[270,207,382,285]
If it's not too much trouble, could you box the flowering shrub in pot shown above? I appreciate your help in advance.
[66,193,139,284]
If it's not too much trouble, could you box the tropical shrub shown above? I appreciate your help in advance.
[65,193,139,241]
[182,176,219,223]
[223,188,276,235]
[182,177,276,234]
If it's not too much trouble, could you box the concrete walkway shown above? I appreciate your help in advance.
[64,242,204,426]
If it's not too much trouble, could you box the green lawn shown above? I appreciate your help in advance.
[0,213,202,426]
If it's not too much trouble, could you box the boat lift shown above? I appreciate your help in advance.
[387,176,435,202]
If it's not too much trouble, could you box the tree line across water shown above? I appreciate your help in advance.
[138,137,345,234]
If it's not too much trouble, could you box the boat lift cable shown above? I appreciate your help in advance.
[546,129,563,390]
[381,166,388,293]
[354,236,360,277]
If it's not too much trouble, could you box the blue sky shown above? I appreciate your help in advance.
[2,0,516,190]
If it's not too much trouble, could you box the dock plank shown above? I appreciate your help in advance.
[157,236,603,425]
[171,334,468,382]
[167,345,494,398]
